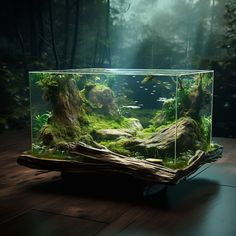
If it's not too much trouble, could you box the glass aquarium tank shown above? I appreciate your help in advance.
[19,68,222,184]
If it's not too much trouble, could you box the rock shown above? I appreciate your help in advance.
[96,128,133,140]
[127,118,143,130]
[124,117,202,157]
[87,85,119,116]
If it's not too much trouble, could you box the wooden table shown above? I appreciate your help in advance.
[0,130,235,236]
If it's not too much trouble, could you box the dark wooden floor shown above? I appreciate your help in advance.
[0,130,236,236]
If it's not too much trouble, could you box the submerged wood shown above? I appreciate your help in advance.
[18,143,223,184]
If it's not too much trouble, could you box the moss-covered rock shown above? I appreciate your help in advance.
[85,84,119,116]
[95,128,134,141]
[124,117,202,158]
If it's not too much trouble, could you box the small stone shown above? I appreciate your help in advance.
[128,118,143,130]
[97,129,133,140]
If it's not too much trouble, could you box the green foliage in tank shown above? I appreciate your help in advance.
[200,73,213,90]
[87,114,131,132]
[36,74,59,88]
[103,74,116,88]
[100,139,132,156]
[33,111,52,135]
[200,115,212,145]
[152,98,176,127]
[27,148,76,161]
[162,158,188,169]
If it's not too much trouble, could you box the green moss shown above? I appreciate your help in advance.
[136,126,155,139]
[200,116,211,144]
[40,120,84,146]
[100,139,132,156]
[136,119,175,139]
[87,114,131,132]
[26,149,84,162]
[163,158,188,169]
[123,108,156,128]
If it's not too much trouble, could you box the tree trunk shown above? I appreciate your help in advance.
[29,0,38,57]
[105,0,111,67]
[93,20,100,67]
[51,79,84,125]
[70,0,80,68]
[48,0,60,69]
[62,0,70,68]
[38,0,45,59]
[39,76,86,146]
[16,26,28,80]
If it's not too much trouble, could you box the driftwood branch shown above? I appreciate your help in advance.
[17,142,223,184]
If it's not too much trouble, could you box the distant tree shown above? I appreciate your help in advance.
[48,0,59,69]
[222,0,236,67]
[70,0,80,68]
[105,0,111,67]
[62,0,70,68]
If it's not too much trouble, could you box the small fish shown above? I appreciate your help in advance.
[153,85,156,88]
[94,76,101,81]
[132,76,136,78]
[139,86,143,89]
[144,88,148,91]
[124,95,127,98]
[121,105,141,109]
[139,104,144,107]
[134,100,139,103]
[150,93,154,95]
[157,97,167,102]
[136,81,140,83]
[152,90,156,92]
[141,75,155,84]
[224,102,230,108]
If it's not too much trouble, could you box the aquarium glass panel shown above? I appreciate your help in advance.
[29,69,213,168]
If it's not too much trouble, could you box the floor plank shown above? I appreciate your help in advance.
[194,162,236,187]
[96,180,236,236]
[0,131,235,236]
[213,137,236,164]
[0,209,105,236]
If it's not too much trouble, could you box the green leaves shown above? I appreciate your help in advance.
[33,112,52,134]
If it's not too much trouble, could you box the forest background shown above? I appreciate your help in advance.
[0,0,235,137]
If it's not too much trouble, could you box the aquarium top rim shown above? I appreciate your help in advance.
[29,68,214,76]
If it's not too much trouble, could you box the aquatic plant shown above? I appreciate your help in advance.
[199,73,213,90]
[200,115,212,144]
[153,98,176,127]
[162,158,188,169]
[103,74,116,88]
[36,74,59,89]
[100,139,132,156]
[33,112,52,134]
